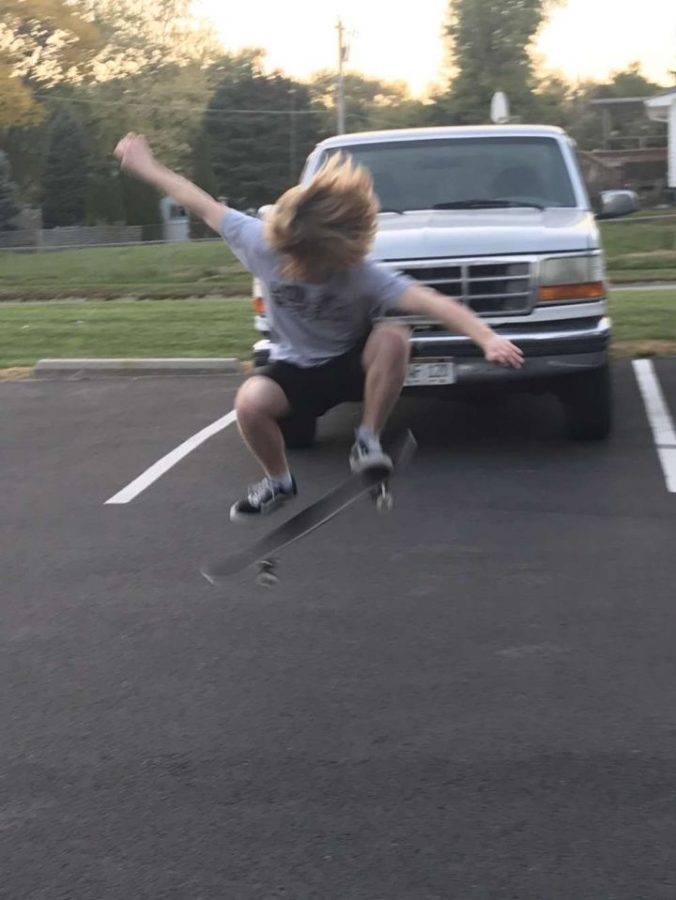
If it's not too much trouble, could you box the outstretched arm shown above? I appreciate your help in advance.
[114,133,227,234]
[398,284,524,368]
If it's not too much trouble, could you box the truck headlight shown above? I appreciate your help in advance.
[538,254,605,302]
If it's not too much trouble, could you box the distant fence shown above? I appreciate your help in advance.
[0,224,147,251]
[2,211,676,254]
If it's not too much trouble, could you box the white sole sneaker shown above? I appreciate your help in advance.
[349,442,393,475]
[229,478,297,524]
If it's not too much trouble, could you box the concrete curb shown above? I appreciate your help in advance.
[33,358,243,378]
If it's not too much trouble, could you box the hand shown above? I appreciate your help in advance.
[482,334,524,369]
[114,132,156,178]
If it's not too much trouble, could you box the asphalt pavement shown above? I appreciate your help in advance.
[2,361,676,899]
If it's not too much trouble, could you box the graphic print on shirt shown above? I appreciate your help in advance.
[269,283,354,324]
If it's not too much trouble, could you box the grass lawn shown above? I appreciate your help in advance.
[0,290,674,369]
[1,215,676,301]
[601,218,676,257]
[0,299,255,368]
[607,290,676,343]
[601,216,676,282]
[0,240,250,299]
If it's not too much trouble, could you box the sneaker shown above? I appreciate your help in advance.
[230,476,297,523]
[349,438,393,474]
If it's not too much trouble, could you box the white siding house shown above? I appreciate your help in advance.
[645,88,676,188]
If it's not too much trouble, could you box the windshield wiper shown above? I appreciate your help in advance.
[378,207,405,214]
[432,199,545,211]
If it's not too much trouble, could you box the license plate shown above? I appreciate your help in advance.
[405,360,456,386]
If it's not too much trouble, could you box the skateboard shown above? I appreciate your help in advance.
[201,429,416,587]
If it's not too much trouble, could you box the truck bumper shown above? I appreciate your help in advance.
[252,316,611,386]
[408,316,611,386]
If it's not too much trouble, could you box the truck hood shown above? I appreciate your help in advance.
[371,208,597,260]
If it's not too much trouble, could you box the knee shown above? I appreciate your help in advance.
[235,377,286,421]
[372,323,410,363]
[235,383,255,419]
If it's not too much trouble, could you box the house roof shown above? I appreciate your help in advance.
[644,88,676,121]
[645,88,676,108]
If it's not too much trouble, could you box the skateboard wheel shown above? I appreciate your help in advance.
[376,492,393,513]
[256,570,279,588]
[257,559,278,588]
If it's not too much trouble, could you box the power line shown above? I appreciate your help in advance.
[34,93,328,115]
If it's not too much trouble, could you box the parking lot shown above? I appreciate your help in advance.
[2,360,676,899]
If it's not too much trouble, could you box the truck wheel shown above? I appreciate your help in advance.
[560,364,612,440]
[280,415,317,449]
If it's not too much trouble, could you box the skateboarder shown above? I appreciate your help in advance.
[114,133,524,522]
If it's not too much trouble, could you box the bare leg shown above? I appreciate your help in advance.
[360,323,410,434]
[234,375,290,478]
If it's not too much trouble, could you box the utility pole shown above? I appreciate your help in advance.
[336,18,347,134]
[289,87,297,182]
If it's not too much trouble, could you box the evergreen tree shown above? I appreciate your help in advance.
[0,152,20,230]
[203,58,324,210]
[120,172,162,240]
[41,110,90,228]
[190,129,219,236]
[439,0,559,124]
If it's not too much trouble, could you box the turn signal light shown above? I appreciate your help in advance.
[253,296,266,315]
[538,282,605,302]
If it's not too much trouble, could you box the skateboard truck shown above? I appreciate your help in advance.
[256,477,394,588]
[201,430,416,589]
[371,477,393,513]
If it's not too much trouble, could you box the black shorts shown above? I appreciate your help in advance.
[261,340,367,418]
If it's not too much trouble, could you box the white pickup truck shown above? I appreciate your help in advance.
[252,125,637,443]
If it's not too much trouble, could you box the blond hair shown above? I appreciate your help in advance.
[265,153,379,282]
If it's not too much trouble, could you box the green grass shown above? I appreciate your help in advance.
[0,241,251,299]
[607,289,676,342]
[1,214,676,302]
[0,299,255,368]
[600,218,676,260]
[0,290,673,369]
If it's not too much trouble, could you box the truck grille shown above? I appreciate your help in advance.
[396,259,534,315]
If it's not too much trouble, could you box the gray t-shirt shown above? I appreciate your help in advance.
[220,208,414,367]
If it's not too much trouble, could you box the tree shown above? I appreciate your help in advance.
[41,109,90,227]
[0,151,20,229]
[80,0,221,78]
[532,75,575,128]
[0,62,43,130]
[0,0,102,128]
[203,55,325,209]
[70,61,216,224]
[308,71,429,133]
[439,0,560,124]
[190,129,218,236]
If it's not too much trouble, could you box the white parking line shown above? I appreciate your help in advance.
[632,359,676,493]
[105,410,238,505]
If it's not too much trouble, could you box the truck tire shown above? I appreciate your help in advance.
[560,364,612,441]
[280,414,317,449]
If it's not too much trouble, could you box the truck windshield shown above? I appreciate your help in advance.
[320,137,577,212]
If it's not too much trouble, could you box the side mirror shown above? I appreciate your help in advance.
[595,190,638,220]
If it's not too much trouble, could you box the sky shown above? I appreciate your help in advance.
[196,0,676,97]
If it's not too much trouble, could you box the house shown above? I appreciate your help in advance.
[645,87,676,190]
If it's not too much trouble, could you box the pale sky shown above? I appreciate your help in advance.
[196,0,676,97]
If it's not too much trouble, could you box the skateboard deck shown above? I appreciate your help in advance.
[201,429,416,587]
